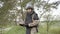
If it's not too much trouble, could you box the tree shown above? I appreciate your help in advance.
[0,0,16,27]
[0,0,34,26]
[34,0,60,34]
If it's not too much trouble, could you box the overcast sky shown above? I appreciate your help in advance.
[34,0,60,21]
[35,0,60,16]
[49,0,60,16]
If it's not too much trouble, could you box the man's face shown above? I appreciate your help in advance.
[26,9,32,13]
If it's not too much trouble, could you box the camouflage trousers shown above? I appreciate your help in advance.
[26,27,37,34]
[31,27,37,34]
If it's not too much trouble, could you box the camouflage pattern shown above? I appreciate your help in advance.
[19,10,39,34]
[31,27,37,34]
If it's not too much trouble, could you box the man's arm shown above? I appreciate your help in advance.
[19,19,25,26]
[28,13,39,27]
[28,20,39,27]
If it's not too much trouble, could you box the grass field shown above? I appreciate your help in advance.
[2,21,60,34]
[2,26,60,34]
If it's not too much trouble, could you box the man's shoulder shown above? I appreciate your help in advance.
[33,12,38,16]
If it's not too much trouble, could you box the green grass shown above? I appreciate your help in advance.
[4,26,25,34]
[49,27,60,34]
[2,22,60,34]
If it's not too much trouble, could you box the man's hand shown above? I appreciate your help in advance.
[28,23,34,27]
[19,22,25,25]
[19,21,25,26]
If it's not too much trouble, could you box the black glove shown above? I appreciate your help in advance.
[19,24,24,26]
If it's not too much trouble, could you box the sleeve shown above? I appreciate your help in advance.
[33,13,39,20]
[28,13,39,27]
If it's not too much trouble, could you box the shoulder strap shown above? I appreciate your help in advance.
[32,13,35,21]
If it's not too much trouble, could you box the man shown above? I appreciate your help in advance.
[20,6,39,34]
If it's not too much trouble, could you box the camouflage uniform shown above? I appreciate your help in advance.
[31,27,37,34]
[25,11,39,34]
[19,6,39,34]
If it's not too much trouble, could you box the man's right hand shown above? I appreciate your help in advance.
[19,22,25,26]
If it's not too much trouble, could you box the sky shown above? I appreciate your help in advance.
[34,0,60,16]
[48,0,60,16]
[34,0,60,21]
[0,1,4,8]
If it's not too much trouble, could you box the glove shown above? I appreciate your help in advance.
[19,22,25,26]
